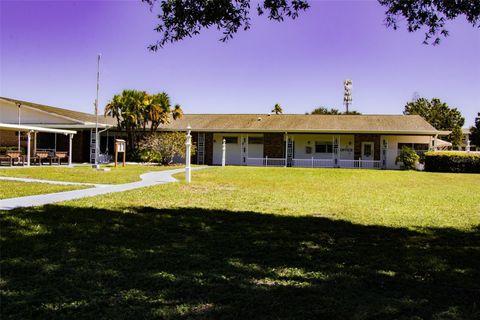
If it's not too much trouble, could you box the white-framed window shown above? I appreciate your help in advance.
[315,141,333,153]
[223,137,238,144]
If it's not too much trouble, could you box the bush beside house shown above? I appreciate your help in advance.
[395,146,420,170]
[424,152,480,173]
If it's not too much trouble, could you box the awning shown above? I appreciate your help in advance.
[0,123,76,134]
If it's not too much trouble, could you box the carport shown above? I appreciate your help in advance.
[0,123,76,166]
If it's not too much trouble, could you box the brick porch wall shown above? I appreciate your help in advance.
[354,134,380,160]
[264,133,284,158]
[205,133,213,165]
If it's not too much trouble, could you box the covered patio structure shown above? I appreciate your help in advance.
[0,123,76,166]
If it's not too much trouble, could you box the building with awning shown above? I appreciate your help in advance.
[0,123,76,166]
[0,97,115,163]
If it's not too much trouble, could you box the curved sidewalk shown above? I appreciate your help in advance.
[0,167,204,211]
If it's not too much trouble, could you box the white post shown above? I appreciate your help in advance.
[26,131,31,167]
[221,138,226,167]
[68,133,73,166]
[433,134,438,151]
[311,156,314,168]
[185,126,192,183]
[18,103,21,151]
[265,155,268,167]
[33,131,37,155]
[284,132,288,167]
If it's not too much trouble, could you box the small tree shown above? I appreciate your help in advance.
[272,103,283,115]
[395,146,420,170]
[470,112,480,147]
[139,132,196,165]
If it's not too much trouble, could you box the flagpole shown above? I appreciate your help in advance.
[94,54,101,168]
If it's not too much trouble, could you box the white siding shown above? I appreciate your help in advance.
[383,135,432,169]
[292,134,354,160]
[0,101,78,125]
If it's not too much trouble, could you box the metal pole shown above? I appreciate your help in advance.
[17,104,21,151]
[94,54,101,168]
[222,138,226,167]
[185,126,192,183]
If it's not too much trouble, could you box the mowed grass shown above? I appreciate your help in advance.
[0,164,181,184]
[1,167,479,319]
[0,180,88,199]
[70,166,480,229]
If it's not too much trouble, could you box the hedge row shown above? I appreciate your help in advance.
[424,152,480,173]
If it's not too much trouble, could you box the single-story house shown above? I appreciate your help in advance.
[158,114,446,169]
[1,96,448,169]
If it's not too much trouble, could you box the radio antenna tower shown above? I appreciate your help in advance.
[343,79,352,114]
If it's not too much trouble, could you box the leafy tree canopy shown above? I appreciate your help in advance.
[403,97,465,146]
[105,89,183,155]
[308,107,361,115]
[143,0,480,50]
[139,132,196,165]
[470,112,480,147]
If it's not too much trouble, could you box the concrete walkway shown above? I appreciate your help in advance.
[0,167,204,211]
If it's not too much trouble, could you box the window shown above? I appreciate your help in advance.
[248,137,263,144]
[223,137,238,144]
[398,143,429,151]
[315,141,333,153]
[363,143,372,157]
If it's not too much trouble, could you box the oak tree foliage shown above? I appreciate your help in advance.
[142,0,480,49]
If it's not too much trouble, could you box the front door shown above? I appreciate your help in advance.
[361,142,374,160]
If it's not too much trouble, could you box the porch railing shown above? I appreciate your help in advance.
[292,158,335,168]
[246,157,286,167]
[338,159,382,169]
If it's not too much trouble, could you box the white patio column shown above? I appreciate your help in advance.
[433,134,438,151]
[33,132,37,155]
[26,130,31,166]
[185,126,192,183]
[68,133,73,166]
[222,138,226,167]
[284,132,288,167]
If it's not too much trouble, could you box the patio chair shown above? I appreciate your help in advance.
[35,151,53,165]
[55,151,69,165]
[6,151,24,166]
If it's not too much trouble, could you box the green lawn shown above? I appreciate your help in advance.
[1,167,479,319]
[0,164,181,184]
[0,180,88,200]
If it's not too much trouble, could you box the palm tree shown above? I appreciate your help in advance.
[272,103,283,115]
[147,92,183,132]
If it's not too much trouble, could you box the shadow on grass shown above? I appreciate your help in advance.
[1,206,479,319]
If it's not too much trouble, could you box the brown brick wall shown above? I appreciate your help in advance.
[0,130,34,152]
[354,134,380,160]
[190,132,213,165]
[205,132,213,165]
[264,133,284,158]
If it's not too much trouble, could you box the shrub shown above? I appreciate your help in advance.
[424,151,480,173]
[395,146,420,170]
[139,132,196,165]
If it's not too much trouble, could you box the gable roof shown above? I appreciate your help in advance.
[159,114,441,135]
[0,97,115,127]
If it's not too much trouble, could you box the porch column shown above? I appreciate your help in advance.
[284,132,288,167]
[433,134,438,151]
[33,132,37,155]
[68,133,73,166]
[27,131,31,166]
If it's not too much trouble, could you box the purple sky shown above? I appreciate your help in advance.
[1,0,479,125]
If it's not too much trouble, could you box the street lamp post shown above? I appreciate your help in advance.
[185,125,192,183]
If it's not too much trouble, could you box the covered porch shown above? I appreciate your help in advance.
[208,132,437,169]
[0,123,76,166]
